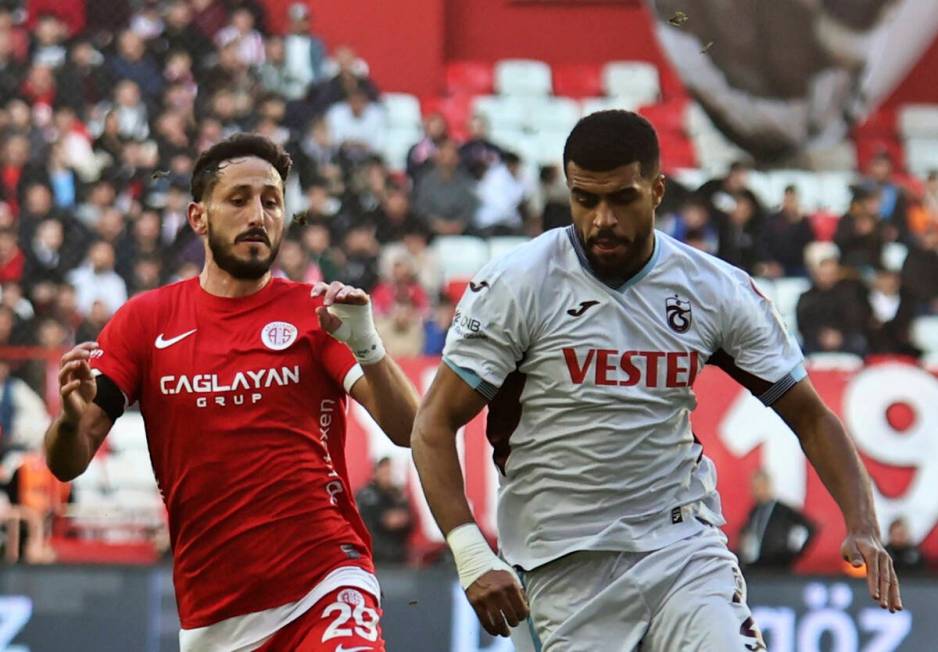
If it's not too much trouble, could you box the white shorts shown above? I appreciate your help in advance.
[511,526,766,652]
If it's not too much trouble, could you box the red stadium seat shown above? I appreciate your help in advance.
[809,210,840,242]
[854,137,906,174]
[446,61,494,96]
[552,63,603,98]
[639,98,688,133]
[445,279,469,305]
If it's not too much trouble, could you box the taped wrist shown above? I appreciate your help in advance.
[446,523,519,590]
[326,302,386,365]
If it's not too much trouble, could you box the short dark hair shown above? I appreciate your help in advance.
[190,133,292,202]
[563,110,659,178]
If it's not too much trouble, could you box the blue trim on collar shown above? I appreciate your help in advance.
[564,226,660,292]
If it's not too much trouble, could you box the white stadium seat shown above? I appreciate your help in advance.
[904,138,938,177]
[380,126,421,172]
[602,61,660,107]
[526,97,581,134]
[381,92,422,130]
[668,167,708,193]
[494,59,552,97]
[432,236,490,282]
[106,410,148,453]
[911,316,938,353]
[529,129,569,166]
[473,95,527,130]
[581,96,643,116]
[898,104,938,138]
[487,126,528,152]
[805,352,864,371]
[815,171,856,214]
[488,236,530,262]
[772,276,811,337]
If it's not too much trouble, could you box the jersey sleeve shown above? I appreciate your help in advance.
[711,276,806,406]
[442,268,530,401]
[319,332,362,393]
[89,297,146,406]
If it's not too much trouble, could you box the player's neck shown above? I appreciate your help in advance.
[199,263,272,298]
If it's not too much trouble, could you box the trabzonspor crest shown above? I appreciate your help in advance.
[665,295,692,333]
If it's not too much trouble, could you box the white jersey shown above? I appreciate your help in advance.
[443,227,805,571]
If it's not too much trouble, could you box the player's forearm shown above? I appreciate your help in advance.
[411,411,476,535]
[44,415,96,481]
[798,409,880,534]
[360,356,420,446]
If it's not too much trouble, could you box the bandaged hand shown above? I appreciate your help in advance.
[311,281,386,365]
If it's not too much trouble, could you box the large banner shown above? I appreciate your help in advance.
[342,359,938,573]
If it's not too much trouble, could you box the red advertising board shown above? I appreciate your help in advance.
[343,359,938,573]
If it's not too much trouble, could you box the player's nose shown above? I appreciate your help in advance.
[593,200,617,228]
[246,195,265,226]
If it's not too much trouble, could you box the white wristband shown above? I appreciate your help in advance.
[326,302,386,365]
[446,523,520,590]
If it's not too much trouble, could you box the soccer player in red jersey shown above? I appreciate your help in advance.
[44,134,420,651]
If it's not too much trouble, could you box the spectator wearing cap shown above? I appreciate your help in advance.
[834,185,886,273]
[796,242,871,356]
[282,3,327,99]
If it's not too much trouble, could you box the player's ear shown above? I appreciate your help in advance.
[188,201,208,236]
[652,173,666,209]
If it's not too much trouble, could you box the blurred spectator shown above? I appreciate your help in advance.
[407,112,448,182]
[282,3,326,99]
[325,86,386,157]
[290,118,341,190]
[335,224,380,292]
[862,152,907,242]
[414,139,478,236]
[738,469,816,569]
[371,251,428,317]
[834,185,885,272]
[20,64,57,110]
[757,185,815,277]
[273,237,319,283]
[128,0,164,42]
[108,30,163,102]
[473,151,527,237]
[900,227,938,316]
[796,244,870,356]
[884,517,926,573]
[154,1,212,65]
[129,254,163,295]
[103,79,151,141]
[697,161,764,219]
[1,282,34,321]
[660,195,719,255]
[355,457,413,564]
[907,171,938,237]
[459,114,502,178]
[312,46,380,112]
[66,240,127,317]
[21,219,78,287]
[215,8,265,69]
[1,133,41,216]
[56,39,107,114]
[258,36,293,98]
[0,23,26,102]
[717,192,764,273]
[867,268,917,356]
[372,184,422,245]
[31,14,68,69]
[0,228,24,283]
[375,302,425,358]
[74,299,111,342]
[533,164,572,232]
[191,0,229,42]
[423,293,455,356]
[381,220,443,298]
[19,317,70,392]
[296,221,341,282]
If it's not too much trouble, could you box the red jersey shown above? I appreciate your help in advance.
[90,277,374,629]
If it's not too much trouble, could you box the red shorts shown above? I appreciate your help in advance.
[256,586,386,651]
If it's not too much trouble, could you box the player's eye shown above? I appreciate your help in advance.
[574,193,598,207]
[264,199,280,209]
[230,196,245,206]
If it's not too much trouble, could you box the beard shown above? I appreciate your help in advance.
[207,220,280,280]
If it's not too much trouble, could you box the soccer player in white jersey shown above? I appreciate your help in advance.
[411,111,902,651]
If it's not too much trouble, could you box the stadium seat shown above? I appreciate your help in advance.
[669,167,708,193]
[581,96,642,116]
[525,97,581,134]
[432,236,490,282]
[602,61,660,107]
[529,130,570,166]
[445,61,494,96]
[472,95,527,131]
[381,126,421,172]
[904,138,938,177]
[494,59,552,97]
[910,316,938,353]
[804,352,864,371]
[772,277,811,336]
[488,236,530,262]
[551,63,603,98]
[106,411,148,453]
[898,104,938,138]
[105,450,158,491]
[816,172,856,215]
[881,242,909,272]
[424,95,473,140]
[382,93,422,130]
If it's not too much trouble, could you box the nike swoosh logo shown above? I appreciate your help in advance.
[335,646,373,652]
[154,329,197,349]
[469,281,489,293]
[566,300,600,317]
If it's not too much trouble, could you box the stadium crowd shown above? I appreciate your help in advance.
[1,0,938,566]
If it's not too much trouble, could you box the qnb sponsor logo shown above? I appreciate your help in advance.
[562,348,700,388]
[159,365,300,407]
[320,398,344,504]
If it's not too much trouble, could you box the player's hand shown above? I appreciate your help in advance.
[465,569,530,637]
[311,281,385,364]
[311,280,369,335]
[842,531,902,612]
[58,342,99,425]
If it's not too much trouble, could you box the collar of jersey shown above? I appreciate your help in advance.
[565,226,661,292]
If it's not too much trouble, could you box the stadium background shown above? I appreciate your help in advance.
[2,0,938,650]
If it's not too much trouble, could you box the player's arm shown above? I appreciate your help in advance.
[772,377,902,612]
[313,281,419,447]
[44,342,115,481]
[412,362,529,637]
